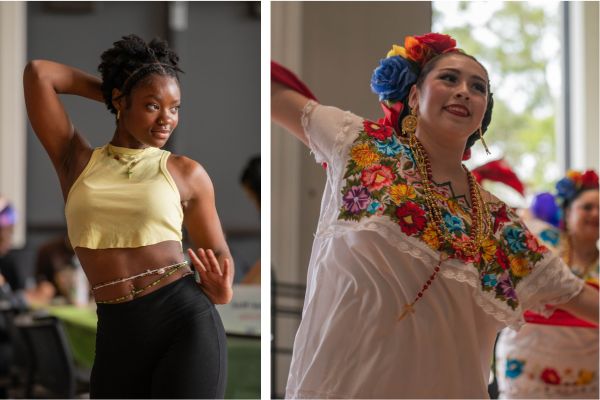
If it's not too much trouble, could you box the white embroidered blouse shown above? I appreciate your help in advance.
[285,101,584,399]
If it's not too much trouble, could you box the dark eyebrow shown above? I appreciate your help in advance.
[438,68,487,84]
[143,94,181,103]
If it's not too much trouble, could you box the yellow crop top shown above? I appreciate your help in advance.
[65,144,183,249]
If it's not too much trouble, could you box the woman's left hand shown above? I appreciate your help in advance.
[188,248,233,304]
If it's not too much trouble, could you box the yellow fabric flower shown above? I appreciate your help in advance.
[422,223,440,250]
[576,369,594,385]
[389,183,416,204]
[386,44,407,58]
[481,238,497,262]
[509,255,529,277]
[351,143,380,168]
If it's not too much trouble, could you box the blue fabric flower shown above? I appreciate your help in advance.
[374,136,402,156]
[505,359,525,379]
[482,274,498,288]
[539,228,560,247]
[370,56,418,102]
[368,200,381,214]
[444,213,465,234]
[503,225,527,253]
[556,177,577,203]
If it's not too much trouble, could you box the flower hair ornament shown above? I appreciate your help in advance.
[370,32,493,159]
[531,169,599,228]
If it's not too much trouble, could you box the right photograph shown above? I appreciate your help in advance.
[271,1,599,399]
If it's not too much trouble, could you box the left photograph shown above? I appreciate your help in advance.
[0,2,260,399]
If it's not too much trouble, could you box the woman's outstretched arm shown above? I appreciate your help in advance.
[558,284,599,324]
[271,80,311,147]
[23,60,103,169]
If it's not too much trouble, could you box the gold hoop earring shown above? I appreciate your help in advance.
[401,107,418,136]
[479,127,491,155]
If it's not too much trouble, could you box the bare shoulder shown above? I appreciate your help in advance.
[166,153,214,202]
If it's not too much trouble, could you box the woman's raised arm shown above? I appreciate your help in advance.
[23,60,103,169]
[271,80,311,147]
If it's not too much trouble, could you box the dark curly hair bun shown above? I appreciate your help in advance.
[98,34,183,114]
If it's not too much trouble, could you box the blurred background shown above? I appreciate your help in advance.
[0,1,260,398]
[271,1,598,397]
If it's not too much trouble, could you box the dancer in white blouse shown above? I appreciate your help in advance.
[497,170,599,399]
[272,33,599,398]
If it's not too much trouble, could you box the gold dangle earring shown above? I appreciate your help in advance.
[401,107,418,137]
[116,109,121,122]
[479,127,491,155]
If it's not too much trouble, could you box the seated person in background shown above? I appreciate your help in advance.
[33,235,79,304]
[240,156,260,284]
[0,196,28,309]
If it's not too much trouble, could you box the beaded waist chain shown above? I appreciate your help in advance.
[94,261,192,304]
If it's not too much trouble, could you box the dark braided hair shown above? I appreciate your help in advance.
[98,34,183,115]
[410,51,494,152]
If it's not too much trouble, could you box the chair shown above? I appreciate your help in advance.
[15,315,88,398]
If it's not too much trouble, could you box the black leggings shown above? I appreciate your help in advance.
[90,275,227,399]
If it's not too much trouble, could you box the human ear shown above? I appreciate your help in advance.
[407,85,419,112]
[111,88,124,112]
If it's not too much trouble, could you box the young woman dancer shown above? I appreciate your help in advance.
[497,170,599,398]
[272,33,598,398]
[24,34,232,398]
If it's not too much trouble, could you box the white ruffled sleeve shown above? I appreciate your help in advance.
[301,101,361,166]
[516,252,585,318]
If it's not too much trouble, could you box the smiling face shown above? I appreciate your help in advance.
[113,74,181,148]
[565,189,599,243]
[409,53,489,145]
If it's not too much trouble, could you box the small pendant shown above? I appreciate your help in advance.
[398,303,415,321]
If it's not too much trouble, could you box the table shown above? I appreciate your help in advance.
[45,305,260,399]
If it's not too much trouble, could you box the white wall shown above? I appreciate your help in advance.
[0,2,26,247]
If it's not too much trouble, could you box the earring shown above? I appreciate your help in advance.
[116,110,121,121]
[479,127,491,155]
[401,107,418,136]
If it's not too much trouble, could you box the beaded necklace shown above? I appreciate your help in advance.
[398,132,494,321]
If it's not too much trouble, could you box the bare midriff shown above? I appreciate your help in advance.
[76,240,190,303]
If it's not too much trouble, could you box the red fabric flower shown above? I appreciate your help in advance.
[581,170,599,189]
[405,36,433,66]
[496,248,509,270]
[363,120,393,141]
[493,204,511,233]
[414,33,457,53]
[540,368,561,385]
[395,202,427,235]
[360,164,395,191]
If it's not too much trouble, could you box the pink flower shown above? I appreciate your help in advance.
[360,164,395,191]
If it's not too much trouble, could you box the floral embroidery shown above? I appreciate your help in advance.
[540,368,561,385]
[539,228,560,247]
[342,186,371,214]
[337,119,550,310]
[506,359,525,379]
[360,164,395,191]
[350,143,380,168]
[576,369,594,385]
[396,202,427,235]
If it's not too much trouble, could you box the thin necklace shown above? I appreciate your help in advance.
[105,145,144,179]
